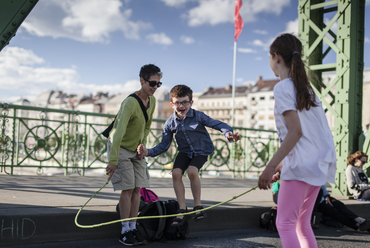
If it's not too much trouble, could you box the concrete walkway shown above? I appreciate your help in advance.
[1,174,369,246]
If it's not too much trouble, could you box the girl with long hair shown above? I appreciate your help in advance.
[258,33,336,248]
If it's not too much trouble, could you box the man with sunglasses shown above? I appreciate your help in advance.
[105,64,162,246]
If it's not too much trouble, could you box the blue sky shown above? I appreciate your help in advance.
[0,0,369,103]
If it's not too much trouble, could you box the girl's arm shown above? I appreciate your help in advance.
[258,110,302,189]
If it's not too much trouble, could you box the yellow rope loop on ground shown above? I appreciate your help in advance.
[74,181,258,229]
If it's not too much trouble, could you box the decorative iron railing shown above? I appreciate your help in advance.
[0,103,279,178]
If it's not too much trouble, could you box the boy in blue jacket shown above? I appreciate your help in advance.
[138,84,240,226]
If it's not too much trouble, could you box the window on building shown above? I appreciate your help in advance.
[259,115,265,119]
[238,120,243,126]
[251,97,255,101]
[260,96,265,100]
[259,125,264,129]
[269,115,274,119]
[270,96,274,100]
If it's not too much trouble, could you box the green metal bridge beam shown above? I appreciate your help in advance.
[298,0,366,195]
[0,0,38,52]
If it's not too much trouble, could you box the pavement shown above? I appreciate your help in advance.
[1,172,370,247]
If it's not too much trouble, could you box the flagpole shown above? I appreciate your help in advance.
[232,0,243,128]
[231,41,237,127]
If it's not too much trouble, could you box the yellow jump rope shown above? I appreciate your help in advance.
[74,179,258,229]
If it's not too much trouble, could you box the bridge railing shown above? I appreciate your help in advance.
[0,103,279,178]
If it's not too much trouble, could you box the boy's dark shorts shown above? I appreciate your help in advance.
[173,152,208,174]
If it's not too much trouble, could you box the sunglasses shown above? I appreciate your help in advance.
[145,80,162,88]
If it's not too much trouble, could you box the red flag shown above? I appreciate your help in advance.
[234,0,243,42]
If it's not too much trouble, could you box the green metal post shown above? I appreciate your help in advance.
[0,0,39,52]
[298,0,365,195]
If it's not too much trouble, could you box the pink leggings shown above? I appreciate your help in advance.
[277,180,320,248]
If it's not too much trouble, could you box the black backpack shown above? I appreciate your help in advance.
[163,200,189,240]
[136,200,167,241]
[259,207,277,232]
[116,199,189,241]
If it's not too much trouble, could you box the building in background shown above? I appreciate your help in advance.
[7,68,370,134]
[247,78,279,130]
[197,84,250,127]
[197,77,279,130]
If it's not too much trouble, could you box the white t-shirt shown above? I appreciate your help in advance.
[274,78,336,186]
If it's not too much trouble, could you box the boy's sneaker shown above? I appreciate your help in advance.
[132,229,148,245]
[119,230,138,246]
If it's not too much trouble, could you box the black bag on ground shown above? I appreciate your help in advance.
[136,200,167,241]
[163,200,189,240]
[116,199,147,215]
[259,206,277,232]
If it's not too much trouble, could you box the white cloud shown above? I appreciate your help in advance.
[283,18,298,35]
[253,29,268,35]
[21,0,151,43]
[180,35,195,44]
[160,0,192,7]
[242,80,256,86]
[0,47,128,103]
[365,37,370,43]
[253,40,265,47]
[238,48,257,53]
[185,0,234,26]
[184,0,290,27]
[252,39,270,51]
[121,80,141,93]
[146,32,173,45]
[236,78,244,83]
[255,57,263,61]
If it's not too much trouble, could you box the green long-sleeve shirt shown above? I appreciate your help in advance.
[108,95,156,166]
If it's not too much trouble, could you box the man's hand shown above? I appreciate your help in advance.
[228,132,241,142]
[106,164,116,181]
[137,144,148,160]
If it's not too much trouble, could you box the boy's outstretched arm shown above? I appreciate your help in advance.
[227,132,241,142]
[137,144,149,159]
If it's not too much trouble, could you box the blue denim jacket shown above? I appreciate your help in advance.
[148,108,233,158]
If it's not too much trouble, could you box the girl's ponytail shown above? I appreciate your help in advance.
[270,33,317,111]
